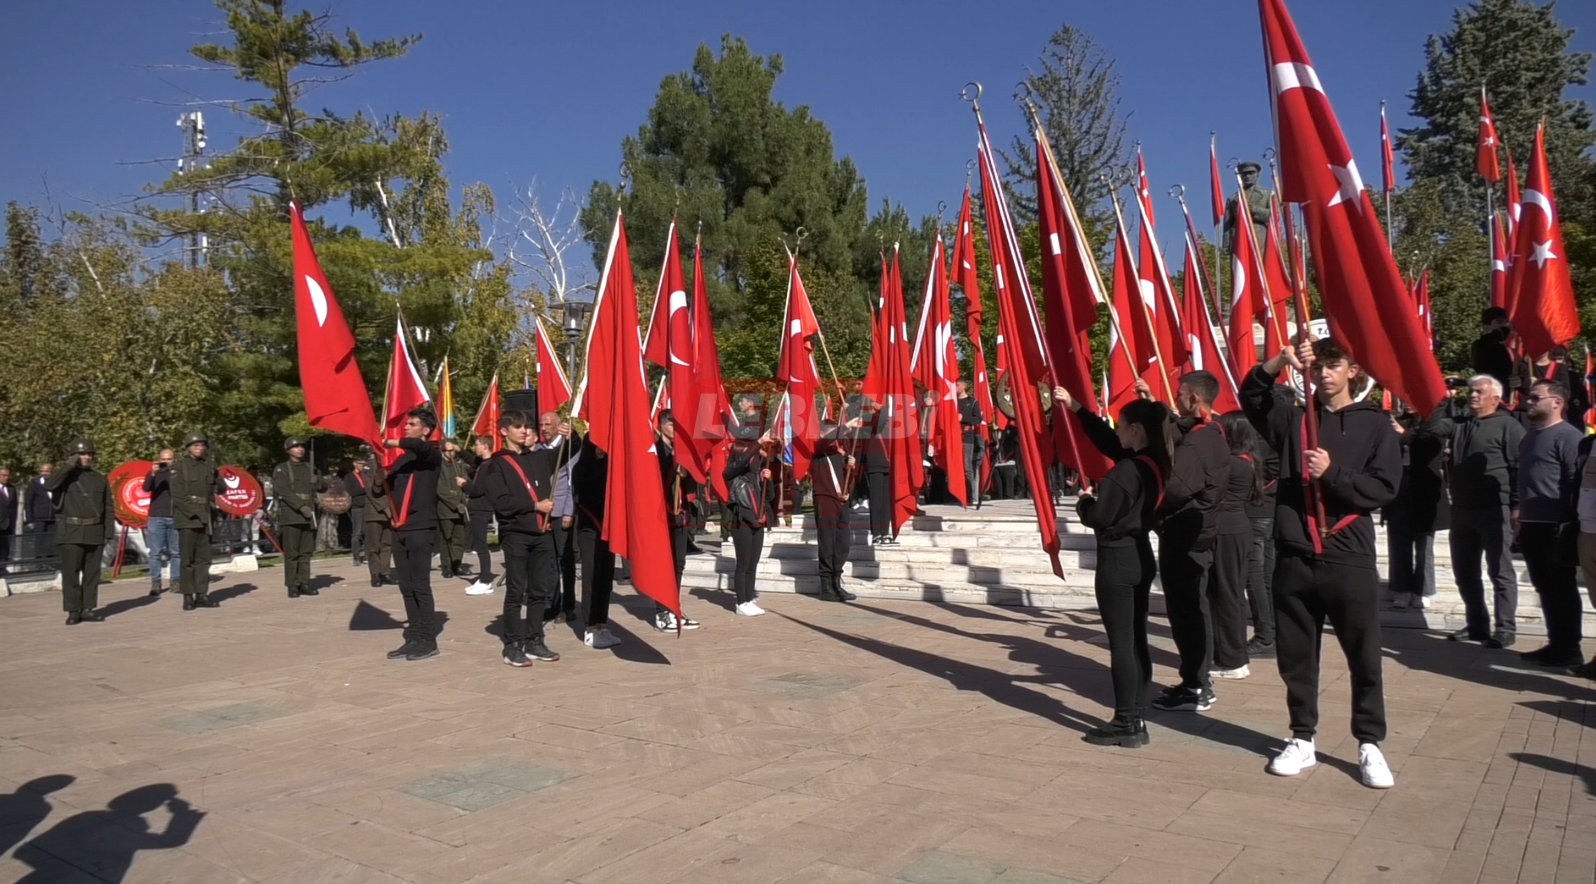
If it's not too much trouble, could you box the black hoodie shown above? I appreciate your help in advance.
[1241,365,1401,564]
[480,444,560,535]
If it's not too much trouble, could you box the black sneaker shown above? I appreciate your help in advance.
[79,610,104,622]
[1569,660,1596,680]
[1152,687,1213,712]
[406,642,439,661]
[503,644,532,668]
[1536,649,1585,669]
[1246,638,1276,658]
[193,595,220,608]
[1486,633,1516,650]
[1082,718,1149,748]
[1448,627,1489,643]
[523,640,560,662]
[387,641,418,659]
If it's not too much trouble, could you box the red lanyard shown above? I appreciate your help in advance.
[1135,455,1166,509]
[501,455,547,532]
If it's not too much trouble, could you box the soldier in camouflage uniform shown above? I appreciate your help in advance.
[273,437,328,598]
[46,439,115,624]
[172,432,222,609]
[437,440,471,579]
[359,454,393,587]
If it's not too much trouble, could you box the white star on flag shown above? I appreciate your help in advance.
[1328,161,1364,210]
[1531,240,1558,269]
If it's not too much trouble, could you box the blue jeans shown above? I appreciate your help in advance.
[144,516,180,582]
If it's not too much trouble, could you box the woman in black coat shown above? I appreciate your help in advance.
[723,434,774,617]
[1061,389,1175,748]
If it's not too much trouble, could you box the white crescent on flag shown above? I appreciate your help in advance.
[305,276,329,327]
[224,474,241,489]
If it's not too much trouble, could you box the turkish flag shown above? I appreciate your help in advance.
[952,187,995,491]
[1137,149,1156,226]
[1477,88,1502,183]
[1134,189,1189,396]
[910,237,968,505]
[469,371,502,452]
[381,317,432,467]
[861,255,889,402]
[1210,135,1226,228]
[1506,148,1522,235]
[1490,214,1509,311]
[879,248,923,535]
[1380,104,1396,194]
[1107,220,1152,416]
[688,235,733,501]
[1259,197,1296,364]
[572,212,680,619]
[1261,0,1448,414]
[1181,232,1242,412]
[976,123,1063,576]
[1033,132,1112,480]
[1227,193,1266,378]
[1508,125,1579,358]
[534,318,572,418]
[642,221,707,484]
[1410,268,1434,348]
[290,201,379,449]
[776,251,824,483]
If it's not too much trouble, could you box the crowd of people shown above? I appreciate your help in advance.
[3,313,1594,791]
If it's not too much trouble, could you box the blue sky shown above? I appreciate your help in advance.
[3,0,1593,256]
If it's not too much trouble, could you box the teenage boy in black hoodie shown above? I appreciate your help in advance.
[383,407,444,661]
[1242,338,1401,789]
[480,410,566,667]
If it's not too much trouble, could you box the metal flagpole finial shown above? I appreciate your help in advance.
[1263,147,1277,165]
[966,158,976,180]
[960,81,983,103]
[1168,183,1186,199]
[1227,157,1240,172]
[618,162,632,195]
[795,226,808,243]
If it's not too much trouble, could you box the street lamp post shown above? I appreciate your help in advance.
[559,300,590,385]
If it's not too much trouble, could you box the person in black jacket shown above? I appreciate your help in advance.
[1435,375,1525,647]
[1063,392,1173,749]
[725,434,774,616]
[382,407,444,661]
[482,411,566,664]
[655,412,703,630]
[812,413,865,603]
[141,449,179,596]
[957,380,987,509]
[0,467,15,576]
[460,436,498,595]
[1470,307,1517,399]
[1145,372,1230,714]
[1242,338,1401,789]
[570,432,621,648]
[1387,403,1449,611]
[23,463,54,535]
[342,454,369,568]
[1210,413,1267,681]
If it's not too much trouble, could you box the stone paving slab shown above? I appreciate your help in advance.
[0,555,1593,883]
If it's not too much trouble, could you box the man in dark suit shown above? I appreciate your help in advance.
[24,462,54,535]
[0,467,17,574]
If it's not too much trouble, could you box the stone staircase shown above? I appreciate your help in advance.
[680,500,1596,637]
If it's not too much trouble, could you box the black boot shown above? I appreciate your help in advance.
[300,585,319,597]
[816,577,842,602]
[79,609,105,622]
[182,595,197,611]
[65,612,82,625]
[148,578,163,598]
[193,595,220,608]
[1082,717,1149,748]
[833,577,857,602]
[288,587,301,598]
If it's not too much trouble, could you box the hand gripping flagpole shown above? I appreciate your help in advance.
[1274,197,1330,540]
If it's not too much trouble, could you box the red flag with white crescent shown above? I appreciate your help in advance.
[910,237,968,505]
[1477,87,1502,183]
[290,201,379,450]
[469,371,502,452]
[1507,125,1579,357]
[381,317,431,467]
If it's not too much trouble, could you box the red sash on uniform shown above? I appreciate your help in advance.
[501,455,547,532]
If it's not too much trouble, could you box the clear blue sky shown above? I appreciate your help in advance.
[3,0,1593,255]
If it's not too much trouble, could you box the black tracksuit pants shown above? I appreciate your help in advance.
[552,520,577,617]
[1247,515,1277,644]
[731,521,764,605]
[1520,523,1582,654]
[1273,553,1387,744]
[1159,536,1214,690]
[467,509,495,583]
[501,530,556,646]
[577,521,615,627]
[815,494,850,589]
[393,528,437,644]
[867,471,889,538]
[658,522,689,615]
[1208,530,1251,670]
[1097,538,1157,721]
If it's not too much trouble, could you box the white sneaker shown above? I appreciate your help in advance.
[584,628,621,649]
[654,612,678,632]
[1267,738,1317,777]
[1210,665,1250,680]
[748,600,766,614]
[735,602,764,617]
[1359,743,1395,789]
[464,582,494,596]
[1417,595,1432,609]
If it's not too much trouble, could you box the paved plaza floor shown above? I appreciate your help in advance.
[1,556,1593,883]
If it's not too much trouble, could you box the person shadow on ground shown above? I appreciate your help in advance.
[0,775,74,856]
[13,783,203,883]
